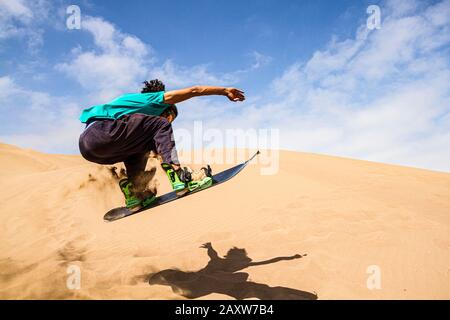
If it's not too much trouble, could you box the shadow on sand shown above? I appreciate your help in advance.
[148,242,317,300]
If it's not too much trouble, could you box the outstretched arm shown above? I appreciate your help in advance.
[248,254,304,267]
[164,86,245,104]
[200,242,220,260]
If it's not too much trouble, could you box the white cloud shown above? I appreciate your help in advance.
[3,0,449,174]
[151,50,271,88]
[250,51,272,70]
[0,0,49,51]
[273,0,450,172]
[385,0,421,18]
[0,76,18,98]
[425,0,450,26]
[152,60,238,88]
[0,0,32,17]
[57,16,152,101]
[57,15,268,99]
[0,76,84,153]
[170,0,450,172]
[2,10,271,153]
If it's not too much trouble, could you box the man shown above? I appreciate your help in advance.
[78,79,245,211]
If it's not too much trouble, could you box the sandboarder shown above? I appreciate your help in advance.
[78,79,245,211]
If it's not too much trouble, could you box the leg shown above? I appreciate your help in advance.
[153,118,180,165]
[124,152,157,199]
[152,118,212,192]
[124,153,148,183]
[81,115,162,210]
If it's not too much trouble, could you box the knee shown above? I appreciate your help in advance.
[78,134,104,163]
[78,138,94,162]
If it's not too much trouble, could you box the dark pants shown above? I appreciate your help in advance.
[79,113,179,182]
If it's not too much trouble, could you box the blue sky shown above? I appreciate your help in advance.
[1,0,371,95]
[1,0,450,172]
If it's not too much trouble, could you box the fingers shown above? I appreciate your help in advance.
[226,87,246,102]
[200,242,211,248]
[233,89,245,97]
[237,92,245,100]
[230,88,245,95]
[232,91,245,101]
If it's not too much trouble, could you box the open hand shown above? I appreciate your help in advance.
[225,88,245,102]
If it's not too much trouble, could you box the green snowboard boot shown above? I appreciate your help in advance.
[162,163,213,195]
[187,176,213,192]
[187,165,213,192]
[119,179,156,211]
[161,163,188,195]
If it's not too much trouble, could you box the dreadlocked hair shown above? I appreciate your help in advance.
[141,79,165,93]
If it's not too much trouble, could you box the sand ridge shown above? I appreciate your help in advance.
[0,143,449,299]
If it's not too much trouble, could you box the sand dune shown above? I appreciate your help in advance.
[0,142,449,299]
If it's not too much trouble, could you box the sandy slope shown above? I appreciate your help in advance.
[0,142,449,299]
